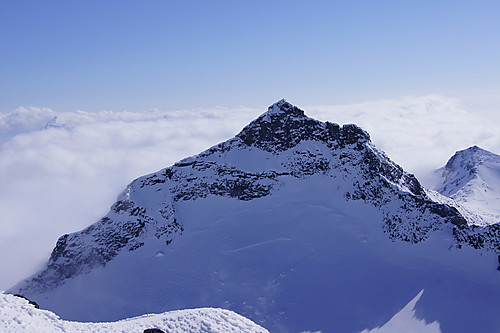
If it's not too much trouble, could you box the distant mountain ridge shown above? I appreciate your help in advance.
[435,145,500,226]
[9,100,500,333]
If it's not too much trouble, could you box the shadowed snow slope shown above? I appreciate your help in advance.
[435,146,500,226]
[8,100,500,333]
[0,292,268,333]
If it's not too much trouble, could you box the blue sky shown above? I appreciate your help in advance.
[1,0,499,112]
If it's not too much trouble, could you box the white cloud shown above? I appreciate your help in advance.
[0,95,498,290]
[0,106,260,289]
[305,95,500,185]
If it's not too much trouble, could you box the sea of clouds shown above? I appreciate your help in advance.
[1,95,498,290]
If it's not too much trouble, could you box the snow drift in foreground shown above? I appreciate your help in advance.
[0,291,444,333]
[0,292,269,333]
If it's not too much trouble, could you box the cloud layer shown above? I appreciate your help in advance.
[1,95,498,289]
[0,106,260,289]
[306,95,500,184]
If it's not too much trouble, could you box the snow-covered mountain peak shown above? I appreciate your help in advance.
[7,102,500,333]
[441,145,499,182]
[236,100,370,152]
[265,98,296,115]
[435,146,500,225]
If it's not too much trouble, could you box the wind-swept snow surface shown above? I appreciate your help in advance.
[9,100,500,333]
[0,292,268,333]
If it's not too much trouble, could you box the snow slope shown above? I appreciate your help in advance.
[0,292,268,333]
[360,291,441,333]
[435,146,500,226]
[9,100,500,333]
[0,291,444,333]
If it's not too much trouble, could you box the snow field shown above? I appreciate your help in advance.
[0,292,269,333]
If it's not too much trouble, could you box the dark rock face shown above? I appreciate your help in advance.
[168,161,288,202]
[236,99,370,152]
[143,329,165,333]
[13,294,39,309]
[453,223,500,255]
[18,197,184,292]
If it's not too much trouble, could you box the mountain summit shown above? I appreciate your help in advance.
[437,145,499,196]
[236,99,370,152]
[9,101,500,333]
[435,146,500,226]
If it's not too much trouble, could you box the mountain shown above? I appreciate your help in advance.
[8,100,500,333]
[0,292,268,333]
[434,146,500,226]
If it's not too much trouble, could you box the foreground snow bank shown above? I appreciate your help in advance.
[0,292,269,333]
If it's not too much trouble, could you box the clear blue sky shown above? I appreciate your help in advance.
[1,0,499,112]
